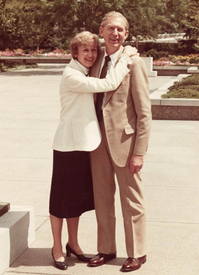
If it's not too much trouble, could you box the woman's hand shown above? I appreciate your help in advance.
[124,45,139,57]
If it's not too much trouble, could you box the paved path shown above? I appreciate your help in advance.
[0,64,199,275]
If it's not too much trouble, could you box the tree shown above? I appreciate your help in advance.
[120,0,166,48]
[1,0,199,52]
[160,0,187,33]
[73,0,126,33]
[19,0,78,51]
[181,0,199,40]
[0,1,26,49]
[74,0,169,49]
[0,0,78,51]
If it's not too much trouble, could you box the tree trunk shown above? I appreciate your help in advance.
[136,36,139,49]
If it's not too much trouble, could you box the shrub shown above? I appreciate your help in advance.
[143,42,177,55]
[158,51,169,58]
[161,74,199,98]
[167,54,199,65]
[162,88,199,98]
[0,61,37,72]
[189,55,199,64]
[146,49,170,60]
[178,40,198,54]
[0,62,4,72]
[142,41,199,56]
[169,55,189,63]
[145,49,159,60]
[175,74,199,86]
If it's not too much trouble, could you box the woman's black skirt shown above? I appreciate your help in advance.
[49,150,94,218]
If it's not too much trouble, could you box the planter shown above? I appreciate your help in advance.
[150,74,199,120]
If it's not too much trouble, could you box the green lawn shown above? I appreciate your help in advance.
[161,74,199,99]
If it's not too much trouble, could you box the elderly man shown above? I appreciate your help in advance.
[88,11,152,272]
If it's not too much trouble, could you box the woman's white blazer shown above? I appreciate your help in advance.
[52,57,130,152]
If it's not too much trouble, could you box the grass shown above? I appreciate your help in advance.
[0,61,38,72]
[161,74,199,99]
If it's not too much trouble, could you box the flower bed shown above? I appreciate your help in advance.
[0,48,72,57]
[1,49,199,67]
[153,54,199,66]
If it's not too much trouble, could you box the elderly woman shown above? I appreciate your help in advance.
[49,31,135,270]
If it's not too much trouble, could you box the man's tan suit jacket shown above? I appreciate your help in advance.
[90,47,152,167]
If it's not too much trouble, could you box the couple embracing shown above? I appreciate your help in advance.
[49,11,151,273]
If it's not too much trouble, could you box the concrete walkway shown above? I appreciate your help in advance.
[0,64,199,275]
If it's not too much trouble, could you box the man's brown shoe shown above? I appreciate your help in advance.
[87,252,116,267]
[121,255,146,272]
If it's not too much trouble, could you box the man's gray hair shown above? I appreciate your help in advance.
[100,11,129,30]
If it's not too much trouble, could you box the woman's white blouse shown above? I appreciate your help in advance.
[52,56,131,152]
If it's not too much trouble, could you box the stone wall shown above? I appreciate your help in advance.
[152,105,199,120]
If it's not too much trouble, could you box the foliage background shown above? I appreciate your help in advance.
[0,0,199,52]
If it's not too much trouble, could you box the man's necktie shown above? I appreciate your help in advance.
[96,55,111,121]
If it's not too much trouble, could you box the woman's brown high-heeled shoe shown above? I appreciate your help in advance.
[66,243,92,262]
[51,248,68,270]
